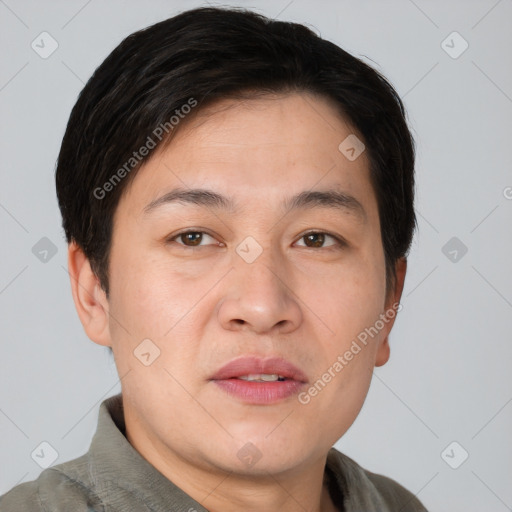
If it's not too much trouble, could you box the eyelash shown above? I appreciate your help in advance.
[166,229,346,250]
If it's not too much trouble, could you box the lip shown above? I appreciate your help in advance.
[210,356,308,405]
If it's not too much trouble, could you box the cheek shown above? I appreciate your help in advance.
[109,249,202,338]
[302,262,386,418]
[315,258,386,342]
[107,255,206,408]
[107,251,224,387]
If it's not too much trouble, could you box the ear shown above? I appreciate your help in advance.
[67,241,112,347]
[375,257,407,367]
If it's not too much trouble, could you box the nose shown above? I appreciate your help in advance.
[217,246,303,335]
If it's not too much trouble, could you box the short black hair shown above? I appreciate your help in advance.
[56,6,416,297]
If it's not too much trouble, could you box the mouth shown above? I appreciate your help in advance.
[210,356,308,405]
[237,374,287,382]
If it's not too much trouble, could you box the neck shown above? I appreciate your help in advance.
[194,462,338,512]
[126,425,338,512]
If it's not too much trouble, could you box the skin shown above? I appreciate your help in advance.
[68,92,406,512]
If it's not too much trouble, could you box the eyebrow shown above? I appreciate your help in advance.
[143,187,367,222]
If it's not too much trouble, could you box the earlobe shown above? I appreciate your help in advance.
[67,241,112,347]
[375,337,390,367]
[375,257,408,368]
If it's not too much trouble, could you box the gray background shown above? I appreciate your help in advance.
[1,0,511,510]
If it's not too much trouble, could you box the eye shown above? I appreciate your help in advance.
[295,231,344,249]
[166,229,345,250]
[167,230,220,247]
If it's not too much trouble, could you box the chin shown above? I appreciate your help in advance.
[228,450,309,477]
[225,432,317,475]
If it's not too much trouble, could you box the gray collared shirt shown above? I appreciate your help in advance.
[0,393,428,511]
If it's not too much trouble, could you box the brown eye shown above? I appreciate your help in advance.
[304,233,325,247]
[180,232,203,246]
[169,231,218,247]
[296,232,340,249]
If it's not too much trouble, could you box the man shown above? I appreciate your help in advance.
[0,6,427,511]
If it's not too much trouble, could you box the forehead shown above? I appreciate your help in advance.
[116,92,376,222]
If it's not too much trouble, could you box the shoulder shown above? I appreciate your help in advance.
[0,458,104,512]
[0,479,44,512]
[363,468,428,511]
[327,448,428,511]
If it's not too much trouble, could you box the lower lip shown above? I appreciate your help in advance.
[213,379,305,404]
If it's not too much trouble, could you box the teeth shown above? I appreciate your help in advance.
[238,374,285,382]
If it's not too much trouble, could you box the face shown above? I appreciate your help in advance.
[84,93,404,477]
